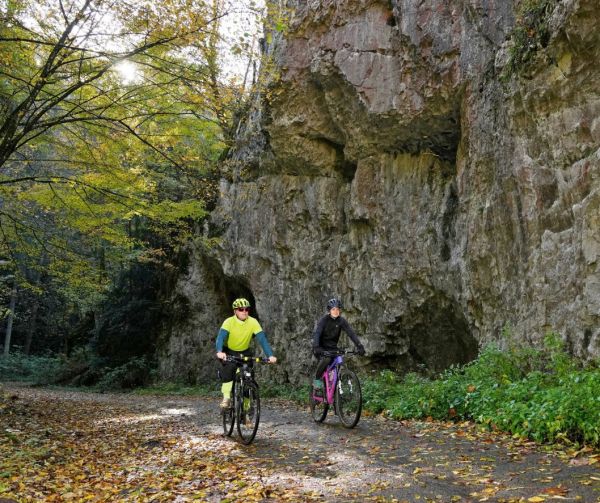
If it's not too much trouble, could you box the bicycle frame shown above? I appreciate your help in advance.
[310,349,362,428]
[226,355,266,382]
[313,354,344,404]
[237,360,255,383]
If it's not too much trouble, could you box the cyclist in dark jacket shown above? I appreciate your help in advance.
[312,298,365,390]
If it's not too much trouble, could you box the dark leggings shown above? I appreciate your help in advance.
[218,347,254,382]
[314,356,333,380]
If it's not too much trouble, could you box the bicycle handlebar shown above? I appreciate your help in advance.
[221,355,272,364]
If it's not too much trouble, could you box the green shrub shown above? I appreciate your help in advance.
[362,336,600,448]
[0,352,62,384]
[96,356,156,390]
[0,351,160,390]
[260,381,308,402]
[502,0,559,79]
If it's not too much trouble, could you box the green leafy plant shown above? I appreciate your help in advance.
[95,356,156,390]
[260,381,308,402]
[362,335,600,448]
[502,0,559,79]
[0,352,63,384]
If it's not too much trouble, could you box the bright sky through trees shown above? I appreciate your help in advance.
[115,61,141,84]
[218,0,265,83]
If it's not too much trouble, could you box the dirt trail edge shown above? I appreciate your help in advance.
[1,384,599,502]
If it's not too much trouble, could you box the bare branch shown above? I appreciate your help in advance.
[0,176,131,203]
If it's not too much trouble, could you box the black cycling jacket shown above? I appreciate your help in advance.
[312,314,360,351]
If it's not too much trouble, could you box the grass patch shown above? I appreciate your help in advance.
[259,381,307,402]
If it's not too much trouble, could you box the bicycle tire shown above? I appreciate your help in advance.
[309,383,329,423]
[222,380,236,436]
[335,368,362,428]
[237,381,260,444]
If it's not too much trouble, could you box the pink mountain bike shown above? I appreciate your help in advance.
[309,349,362,428]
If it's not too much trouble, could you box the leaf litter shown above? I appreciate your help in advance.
[1,384,599,502]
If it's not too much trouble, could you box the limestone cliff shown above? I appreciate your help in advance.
[159,0,600,384]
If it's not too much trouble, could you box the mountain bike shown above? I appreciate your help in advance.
[309,349,362,428]
[222,355,270,445]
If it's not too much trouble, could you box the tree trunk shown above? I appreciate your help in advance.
[24,255,44,355]
[91,310,102,349]
[3,285,17,357]
[23,300,39,355]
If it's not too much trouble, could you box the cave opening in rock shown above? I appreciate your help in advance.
[375,296,478,376]
[222,276,260,321]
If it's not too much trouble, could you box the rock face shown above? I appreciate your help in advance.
[158,0,600,384]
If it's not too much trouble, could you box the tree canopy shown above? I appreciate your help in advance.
[0,0,265,355]
[0,0,261,289]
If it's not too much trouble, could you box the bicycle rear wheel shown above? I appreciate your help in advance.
[335,368,362,428]
[222,381,235,436]
[309,383,329,423]
[237,381,260,444]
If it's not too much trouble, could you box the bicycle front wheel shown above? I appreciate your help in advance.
[309,383,329,423]
[335,368,362,428]
[222,381,235,437]
[237,381,260,445]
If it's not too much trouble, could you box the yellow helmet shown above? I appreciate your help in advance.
[232,298,251,309]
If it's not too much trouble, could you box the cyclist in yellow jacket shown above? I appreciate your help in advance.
[216,298,277,408]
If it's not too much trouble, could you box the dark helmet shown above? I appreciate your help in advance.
[326,298,343,310]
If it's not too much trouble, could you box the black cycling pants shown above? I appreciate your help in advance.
[314,356,334,380]
[218,347,254,382]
